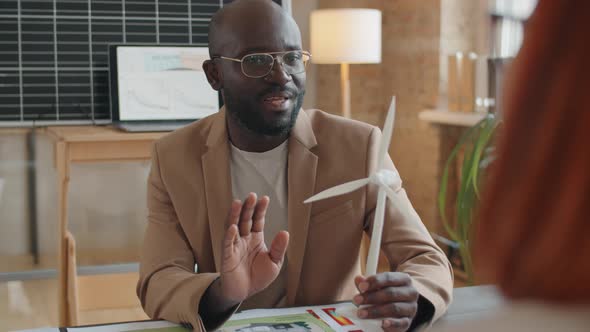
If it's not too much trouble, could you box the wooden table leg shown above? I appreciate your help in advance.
[26,129,39,265]
[56,141,72,326]
[65,231,79,325]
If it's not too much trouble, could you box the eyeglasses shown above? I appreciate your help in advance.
[212,50,312,78]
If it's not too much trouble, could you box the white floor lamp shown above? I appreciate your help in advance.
[310,9,382,118]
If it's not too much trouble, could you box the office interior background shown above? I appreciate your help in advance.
[0,0,535,330]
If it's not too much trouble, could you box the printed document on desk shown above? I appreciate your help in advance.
[221,302,382,332]
[59,302,380,332]
[66,320,186,332]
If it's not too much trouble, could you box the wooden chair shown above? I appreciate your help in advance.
[62,231,142,326]
[47,126,165,327]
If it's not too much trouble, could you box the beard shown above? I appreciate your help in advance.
[223,87,305,137]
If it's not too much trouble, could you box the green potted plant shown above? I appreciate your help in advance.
[437,113,499,284]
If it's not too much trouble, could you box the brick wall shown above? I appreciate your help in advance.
[316,0,440,229]
[314,0,485,231]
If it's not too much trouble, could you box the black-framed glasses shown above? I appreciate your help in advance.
[212,50,312,78]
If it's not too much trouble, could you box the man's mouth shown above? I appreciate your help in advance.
[261,92,294,111]
[265,96,289,107]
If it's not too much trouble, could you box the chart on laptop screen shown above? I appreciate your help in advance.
[116,46,218,121]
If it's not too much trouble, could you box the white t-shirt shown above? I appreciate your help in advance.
[229,140,289,308]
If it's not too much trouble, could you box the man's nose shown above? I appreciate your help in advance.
[265,58,292,86]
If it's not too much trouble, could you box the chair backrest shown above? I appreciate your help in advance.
[64,231,143,326]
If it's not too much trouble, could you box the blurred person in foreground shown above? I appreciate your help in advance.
[432,0,590,331]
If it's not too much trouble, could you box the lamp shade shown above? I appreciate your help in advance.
[310,9,382,64]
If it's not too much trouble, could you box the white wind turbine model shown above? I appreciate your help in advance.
[304,96,401,276]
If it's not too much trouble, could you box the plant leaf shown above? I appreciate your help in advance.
[470,115,498,198]
[438,124,479,241]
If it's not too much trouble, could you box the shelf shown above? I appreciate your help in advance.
[0,128,31,135]
[419,110,487,127]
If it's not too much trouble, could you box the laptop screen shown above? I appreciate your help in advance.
[110,45,219,121]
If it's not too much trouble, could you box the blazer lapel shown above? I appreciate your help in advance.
[286,110,318,305]
[201,109,232,271]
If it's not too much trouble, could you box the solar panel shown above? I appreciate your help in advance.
[0,0,282,125]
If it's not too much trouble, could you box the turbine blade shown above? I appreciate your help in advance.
[304,178,370,203]
[377,96,396,169]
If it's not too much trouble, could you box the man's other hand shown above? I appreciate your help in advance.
[353,272,419,332]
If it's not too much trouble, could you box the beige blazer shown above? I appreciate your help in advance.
[137,109,453,331]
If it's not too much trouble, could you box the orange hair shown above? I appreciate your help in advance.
[475,0,590,303]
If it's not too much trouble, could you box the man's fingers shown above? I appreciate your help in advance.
[354,275,368,294]
[269,230,289,264]
[223,200,242,260]
[381,317,412,332]
[227,200,242,227]
[354,286,419,305]
[357,272,413,293]
[251,196,270,233]
[358,301,417,320]
[238,193,257,236]
[223,224,238,259]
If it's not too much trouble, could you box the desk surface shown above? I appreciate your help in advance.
[44,126,168,143]
[438,285,503,323]
[52,286,504,331]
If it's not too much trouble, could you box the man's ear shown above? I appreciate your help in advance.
[203,59,223,91]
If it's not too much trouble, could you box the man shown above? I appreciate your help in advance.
[137,0,453,331]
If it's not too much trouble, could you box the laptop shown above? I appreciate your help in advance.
[109,44,219,132]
